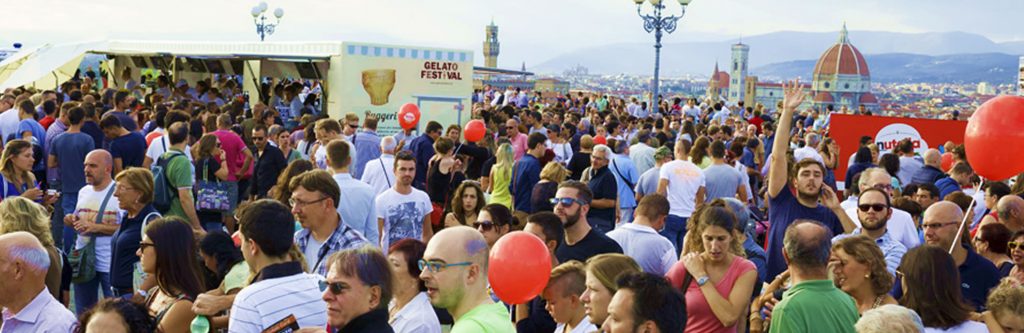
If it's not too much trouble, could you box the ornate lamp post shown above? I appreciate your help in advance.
[633,0,692,114]
[251,2,284,41]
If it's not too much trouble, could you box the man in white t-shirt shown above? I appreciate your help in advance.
[361,136,398,196]
[142,110,193,168]
[63,149,122,314]
[657,139,706,256]
[376,151,433,252]
[793,132,824,165]
[311,118,343,170]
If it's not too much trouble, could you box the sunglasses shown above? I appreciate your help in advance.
[858,204,887,212]
[550,197,584,207]
[319,280,346,295]
[473,220,496,231]
[252,137,265,141]
[1009,241,1023,250]
[348,124,358,128]
[417,259,472,273]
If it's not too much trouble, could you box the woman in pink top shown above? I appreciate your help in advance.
[666,204,757,333]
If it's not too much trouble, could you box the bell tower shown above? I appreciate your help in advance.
[483,20,500,68]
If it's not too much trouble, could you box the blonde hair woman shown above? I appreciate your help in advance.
[581,254,641,329]
[488,143,514,209]
[0,196,62,301]
[0,139,53,205]
[531,162,569,212]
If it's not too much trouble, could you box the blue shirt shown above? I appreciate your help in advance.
[935,177,961,199]
[765,186,844,279]
[832,228,907,275]
[332,173,379,243]
[743,236,768,297]
[45,119,67,183]
[49,132,95,193]
[409,135,435,190]
[106,110,137,132]
[511,154,541,213]
[81,121,104,150]
[635,166,661,197]
[958,249,1002,311]
[609,155,639,209]
[17,119,46,170]
[351,130,382,179]
[109,132,147,170]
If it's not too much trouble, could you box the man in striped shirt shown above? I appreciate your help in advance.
[229,199,328,332]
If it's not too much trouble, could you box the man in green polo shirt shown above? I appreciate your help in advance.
[769,219,858,333]
[160,122,201,231]
[420,226,515,333]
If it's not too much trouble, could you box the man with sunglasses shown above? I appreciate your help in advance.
[553,181,623,264]
[249,124,287,200]
[420,226,515,333]
[506,118,528,160]
[842,168,920,250]
[832,188,907,274]
[907,201,1000,311]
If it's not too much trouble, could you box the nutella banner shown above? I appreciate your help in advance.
[829,114,967,188]
[336,42,473,136]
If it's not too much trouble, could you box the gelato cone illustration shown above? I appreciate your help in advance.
[362,69,396,105]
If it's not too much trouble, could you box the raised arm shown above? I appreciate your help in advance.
[767,80,806,198]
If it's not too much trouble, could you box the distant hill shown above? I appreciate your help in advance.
[532,30,1024,80]
[752,53,1019,84]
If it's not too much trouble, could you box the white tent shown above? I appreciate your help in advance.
[0,41,107,91]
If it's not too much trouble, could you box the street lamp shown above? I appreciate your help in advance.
[251,1,284,41]
[633,0,691,115]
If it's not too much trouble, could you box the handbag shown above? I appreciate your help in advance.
[69,184,115,284]
[196,159,231,212]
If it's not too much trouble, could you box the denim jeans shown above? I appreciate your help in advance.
[660,215,689,256]
[74,271,112,314]
[60,192,80,254]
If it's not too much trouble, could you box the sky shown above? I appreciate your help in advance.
[3,0,1021,68]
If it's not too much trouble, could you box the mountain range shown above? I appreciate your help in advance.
[532,30,1024,83]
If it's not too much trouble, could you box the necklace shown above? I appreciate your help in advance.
[871,294,885,309]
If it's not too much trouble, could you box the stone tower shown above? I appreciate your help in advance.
[483,20,500,68]
[729,42,749,104]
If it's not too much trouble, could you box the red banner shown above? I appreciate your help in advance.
[829,114,968,189]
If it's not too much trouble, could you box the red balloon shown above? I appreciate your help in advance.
[464,119,486,142]
[965,95,1024,180]
[594,135,607,145]
[940,153,954,172]
[398,103,421,130]
[488,231,551,305]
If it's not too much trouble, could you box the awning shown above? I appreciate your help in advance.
[0,41,107,91]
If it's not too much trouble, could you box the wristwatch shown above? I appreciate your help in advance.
[696,275,711,287]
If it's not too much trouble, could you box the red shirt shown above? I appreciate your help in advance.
[40,116,55,130]
[748,116,764,134]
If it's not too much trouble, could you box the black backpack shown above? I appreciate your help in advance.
[152,151,186,213]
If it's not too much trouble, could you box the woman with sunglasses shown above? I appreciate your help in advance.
[1008,231,1024,282]
[476,203,516,249]
[194,134,229,232]
[321,246,395,333]
[974,223,1016,277]
[829,235,898,314]
[387,238,442,333]
[137,216,205,333]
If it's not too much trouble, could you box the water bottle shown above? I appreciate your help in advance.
[190,315,210,333]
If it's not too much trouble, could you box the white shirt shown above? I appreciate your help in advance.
[659,160,706,218]
[840,195,858,211]
[924,321,988,333]
[547,141,573,165]
[793,146,825,165]
[734,162,753,202]
[146,134,194,163]
[228,271,327,332]
[389,292,442,333]
[606,223,678,276]
[629,143,656,175]
[362,154,397,196]
[74,181,123,273]
[555,316,599,333]
[0,107,20,144]
[844,206,921,250]
[375,188,432,252]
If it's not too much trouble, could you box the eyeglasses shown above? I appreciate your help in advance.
[1009,241,1023,250]
[319,280,347,295]
[550,197,585,207]
[417,259,472,273]
[872,184,894,191]
[473,220,495,231]
[921,221,959,230]
[139,242,155,251]
[252,136,265,141]
[289,196,328,208]
[858,204,887,212]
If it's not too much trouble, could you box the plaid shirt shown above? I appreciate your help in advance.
[294,215,371,277]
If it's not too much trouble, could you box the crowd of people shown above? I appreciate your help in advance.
[0,71,1023,333]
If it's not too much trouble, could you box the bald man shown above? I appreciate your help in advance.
[0,232,77,332]
[63,149,122,313]
[914,201,1001,311]
[420,226,515,333]
[910,149,946,185]
[978,195,1024,233]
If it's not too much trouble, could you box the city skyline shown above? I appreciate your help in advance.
[3,0,1022,71]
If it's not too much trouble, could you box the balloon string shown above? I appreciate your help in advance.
[949,178,983,254]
